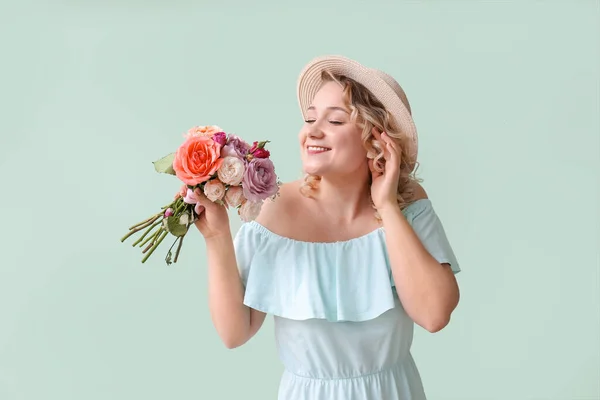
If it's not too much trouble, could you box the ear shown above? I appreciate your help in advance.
[368,159,382,180]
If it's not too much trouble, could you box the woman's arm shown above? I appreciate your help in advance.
[369,131,459,333]
[379,190,460,333]
[193,189,266,349]
[205,231,266,348]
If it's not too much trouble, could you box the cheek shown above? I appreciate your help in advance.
[298,130,306,146]
[333,141,367,170]
[344,135,367,159]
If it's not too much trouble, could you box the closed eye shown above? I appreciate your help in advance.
[304,119,344,125]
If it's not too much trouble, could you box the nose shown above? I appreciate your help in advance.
[306,122,324,139]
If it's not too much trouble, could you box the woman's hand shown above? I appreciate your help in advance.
[190,189,231,239]
[369,129,402,212]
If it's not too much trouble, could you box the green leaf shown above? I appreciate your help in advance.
[153,153,176,175]
[257,140,270,149]
[165,216,188,237]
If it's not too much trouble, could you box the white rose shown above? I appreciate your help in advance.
[217,156,245,186]
[225,186,244,208]
[179,212,190,225]
[238,199,262,222]
[203,179,225,202]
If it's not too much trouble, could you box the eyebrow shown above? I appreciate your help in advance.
[307,106,350,114]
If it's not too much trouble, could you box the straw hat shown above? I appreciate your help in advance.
[297,55,418,171]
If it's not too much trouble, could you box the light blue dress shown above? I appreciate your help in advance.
[234,199,461,400]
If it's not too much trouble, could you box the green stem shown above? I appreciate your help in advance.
[142,241,154,254]
[121,215,160,242]
[128,213,161,230]
[166,235,179,256]
[140,226,162,248]
[174,201,183,213]
[161,199,177,210]
[142,230,169,263]
[173,233,185,263]
[132,220,162,247]
[165,236,179,265]
[176,197,187,211]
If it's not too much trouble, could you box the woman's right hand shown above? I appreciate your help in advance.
[192,189,231,239]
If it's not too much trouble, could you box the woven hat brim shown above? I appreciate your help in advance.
[296,55,418,170]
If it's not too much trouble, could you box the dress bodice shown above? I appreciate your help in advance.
[233,199,461,399]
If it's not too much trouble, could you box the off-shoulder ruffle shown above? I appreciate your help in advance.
[233,199,460,322]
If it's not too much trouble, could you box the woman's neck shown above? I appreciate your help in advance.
[313,172,372,223]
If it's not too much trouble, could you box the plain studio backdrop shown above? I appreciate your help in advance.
[0,1,598,399]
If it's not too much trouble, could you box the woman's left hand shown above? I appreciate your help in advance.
[369,129,401,212]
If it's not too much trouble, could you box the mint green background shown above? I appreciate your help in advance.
[1,1,598,399]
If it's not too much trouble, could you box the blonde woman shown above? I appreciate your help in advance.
[194,55,461,400]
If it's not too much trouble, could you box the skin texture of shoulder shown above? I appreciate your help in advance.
[400,181,429,214]
[256,179,429,233]
[410,181,429,202]
[255,180,304,231]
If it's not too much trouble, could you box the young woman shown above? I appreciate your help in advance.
[194,55,461,400]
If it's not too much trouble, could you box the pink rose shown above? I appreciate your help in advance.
[238,199,262,222]
[252,148,270,158]
[203,179,226,202]
[242,158,279,202]
[249,141,270,159]
[225,186,244,208]
[173,135,223,186]
[185,125,223,139]
[222,135,251,159]
[212,131,227,147]
[217,156,245,186]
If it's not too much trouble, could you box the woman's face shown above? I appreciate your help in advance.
[299,81,368,178]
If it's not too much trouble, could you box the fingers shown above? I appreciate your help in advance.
[194,203,205,215]
[371,127,382,143]
[371,127,389,160]
[371,128,400,168]
[193,188,212,206]
[191,188,217,217]
[383,133,400,167]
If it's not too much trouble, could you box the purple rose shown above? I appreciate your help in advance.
[212,131,227,146]
[242,157,279,202]
[222,135,250,159]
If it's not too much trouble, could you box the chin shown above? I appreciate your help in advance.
[303,166,324,176]
[301,159,323,176]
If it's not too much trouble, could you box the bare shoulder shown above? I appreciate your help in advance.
[255,180,303,228]
[410,181,429,201]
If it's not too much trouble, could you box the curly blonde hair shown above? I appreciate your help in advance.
[299,70,422,213]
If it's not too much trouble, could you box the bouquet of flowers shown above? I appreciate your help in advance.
[121,125,280,265]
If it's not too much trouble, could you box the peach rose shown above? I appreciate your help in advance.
[185,125,223,139]
[238,199,262,222]
[203,179,226,202]
[225,186,244,208]
[173,135,223,186]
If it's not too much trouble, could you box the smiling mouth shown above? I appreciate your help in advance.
[307,146,331,153]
